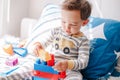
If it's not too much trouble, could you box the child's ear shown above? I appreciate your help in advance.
[82,19,89,26]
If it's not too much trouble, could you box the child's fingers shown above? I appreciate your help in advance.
[53,62,62,71]
[53,60,68,72]
[33,46,40,56]
[35,49,39,56]
[53,66,60,71]
[33,48,38,56]
[53,66,64,72]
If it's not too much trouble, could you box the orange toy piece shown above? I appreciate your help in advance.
[3,44,14,55]
[38,49,51,61]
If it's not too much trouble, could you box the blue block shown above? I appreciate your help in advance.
[36,58,41,64]
[32,76,48,80]
[13,47,28,57]
[34,59,58,74]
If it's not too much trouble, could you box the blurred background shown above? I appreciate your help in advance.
[0,0,120,38]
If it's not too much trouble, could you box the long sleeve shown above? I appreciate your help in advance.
[68,37,90,70]
[40,28,56,48]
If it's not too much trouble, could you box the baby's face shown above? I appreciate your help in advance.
[61,9,84,35]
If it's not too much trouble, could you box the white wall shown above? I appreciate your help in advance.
[8,0,29,37]
[101,0,120,21]
[0,0,3,37]
[1,0,29,37]
[29,0,63,19]
[90,0,120,21]
[90,0,102,17]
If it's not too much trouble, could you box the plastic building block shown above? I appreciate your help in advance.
[47,54,54,66]
[3,44,28,57]
[32,76,48,80]
[5,66,19,75]
[33,50,66,80]
[13,47,28,57]
[33,70,59,80]
[59,71,66,78]
[5,57,18,66]
[34,59,58,74]
[38,49,51,61]
[3,44,14,55]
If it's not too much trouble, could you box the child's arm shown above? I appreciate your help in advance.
[52,60,74,72]
[33,42,44,56]
[53,60,68,72]
[53,39,90,72]
[72,39,90,70]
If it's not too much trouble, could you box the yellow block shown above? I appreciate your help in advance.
[3,44,14,55]
[38,49,51,61]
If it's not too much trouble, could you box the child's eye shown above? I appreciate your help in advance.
[62,21,66,23]
[71,24,77,26]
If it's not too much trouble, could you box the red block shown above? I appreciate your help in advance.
[47,54,55,66]
[59,71,66,78]
[33,70,59,80]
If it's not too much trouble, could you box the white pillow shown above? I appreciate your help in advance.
[24,4,61,53]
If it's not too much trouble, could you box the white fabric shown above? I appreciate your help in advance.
[0,47,36,80]
[24,4,61,53]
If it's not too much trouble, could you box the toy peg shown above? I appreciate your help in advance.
[3,44,14,55]
[5,57,18,66]
[59,71,66,78]
[38,49,51,61]
[47,54,55,66]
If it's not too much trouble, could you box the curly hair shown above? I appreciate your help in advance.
[61,0,92,20]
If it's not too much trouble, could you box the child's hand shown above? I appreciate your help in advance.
[33,42,43,56]
[53,60,68,72]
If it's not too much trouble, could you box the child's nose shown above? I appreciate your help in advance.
[65,25,71,32]
[66,24,70,29]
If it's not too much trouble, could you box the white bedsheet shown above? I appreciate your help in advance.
[0,47,36,80]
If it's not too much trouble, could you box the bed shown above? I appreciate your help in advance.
[0,4,120,80]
